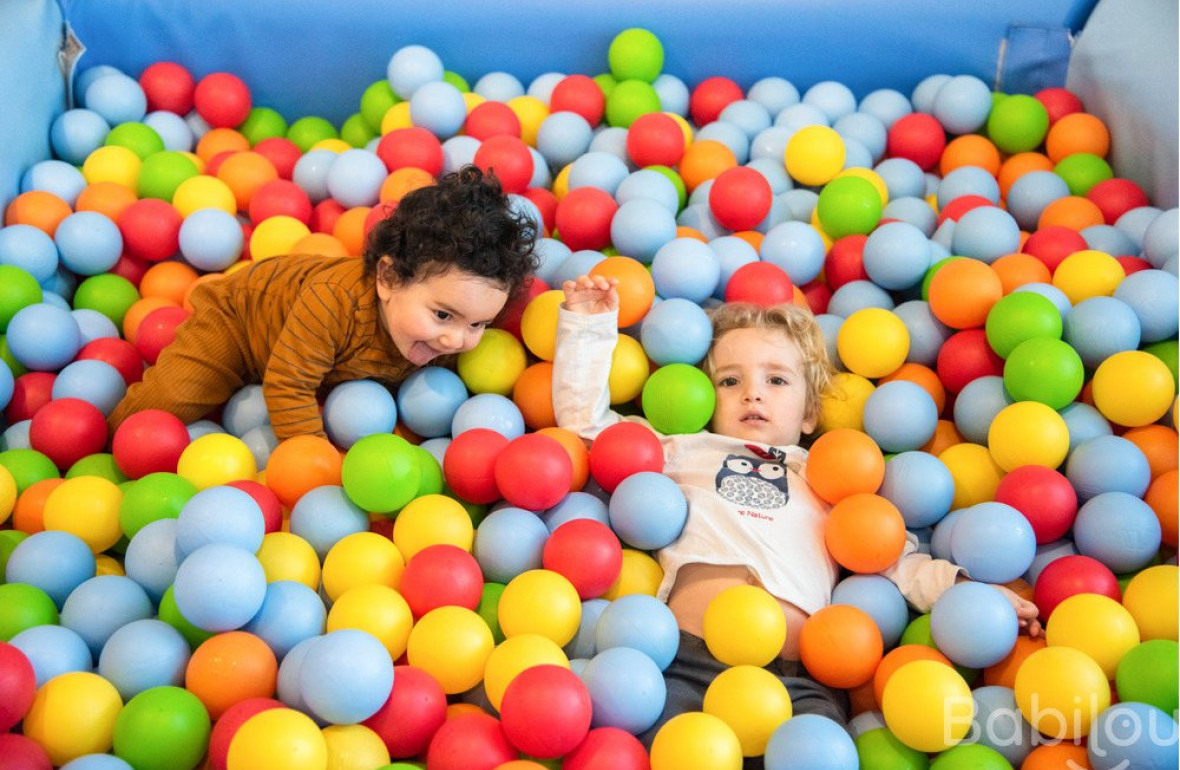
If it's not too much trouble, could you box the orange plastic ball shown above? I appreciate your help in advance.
[798,604,883,689]
[216,151,279,212]
[333,206,371,256]
[1145,469,1179,548]
[805,428,885,504]
[675,226,707,242]
[536,426,590,493]
[1121,425,1178,479]
[195,127,250,164]
[998,152,1054,198]
[512,362,557,431]
[927,258,1003,329]
[290,232,350,258]
[122,296,180,345]
[991,252,1052,294]
[1036,195,1105,231]
[678,140,737,194]
[4,190,73,237]
[75,181,139,222]
[139,261,201,306]
[185,631,278,720]
[939,134,1001,178]
[1045,112,1110,162]
[379,167,435,203]
[983,634,1047,690]
[265,435,344,509]
[1020,741,1091,770]
[12,478,65,534]
[590,255,656,327]
[824,493,907,573]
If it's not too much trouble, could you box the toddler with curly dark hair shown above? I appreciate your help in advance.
[108,165,537,440]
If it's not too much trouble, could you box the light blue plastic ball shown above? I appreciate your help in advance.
[1066,434,1150,501]
[71,308,120,345]
[73,65,122,103]
[930,509,964,561]
[441,134,481,174]
[893,300,953,367]
[1114,205,1164,249]
[527,71,563,103]
[779,188,819,222]
[953,376,1013,445]
[1087,702,1178,770]
[568,150,631,196]
[531,237,572,286]
[1063,296,1142,368]
[863,221,932,290]
[951,206,1021,263]
[83,72,148,125]
[395,366,469,438]
[245,580,327,660]
[50,108,111,165]
[51,358,127,415]
[325,148,387,208]
[931,75,992,134]
[650,238,721,303]
[750,126,794,165]
[765,713,859,770]
[409,81,467,139]
[276,635,319,713]
[323,379,397,449]
[826,280,895,317]
[1081,223,1137,257]
[472,506,548,585]
[97,618,189,700]
[610,198,677,263]
[418,437,450,467]
[969,685,1035,766]
[653,73,691,116]
[760,220,826,285]
[564,597,610,660]
[608,471,687,551]
[803,80,857,122]
[175,485,265,559]
[1011,282,1072,320]
[1073,491,1162,574]
[936,166,1001,209]
[815,314,844,371]
[41,290,72,311]
[880,451,955,529]
[675,204,727,241]
[1058,402,1113,457]
[387,44,444,100]
[748,157,793,195]
[1142,208,1179,268]
[594,593,680,671]
[748,76,801,115]
[541,491,610,532]
[863,380,938,453]
[451,393,525,439]
[6,302,83,371]
[581,645,666,733]
[289,485,369,560]
[616,168,680,214]
[930,581,1018,668]
[949,501,1037,584]
[473,71,524,101]
[874,157,927,200]
[535,111,594,171]
[719,100,772,141]
[241,424,278,470]
[60,574,153,659]
[835,112,888,164]
[9,624,94,687]
[696,120,749,164]
[831,574,909,647]
[291,148,339,203]
[552,248,608,287]
[588,126,630,163]
[123,518,181,603]
[0,366,13,414]
[911,74,953,113]
[639,297,712,366]
[882,196,938,236]
[1006,170,1070,230]
[859,88,913,129]
[710,236,760,299]
[178,207,243,271]
[144,109,195,152]
[61,755,136,770]
[841,137,874,170]
[5,530,96,608]
[22,160,88,207]
[172,543,267,632]
[1113,269,1179,343]
[299,629,394,724]
[0,224,59,283]
[219,384,268,438]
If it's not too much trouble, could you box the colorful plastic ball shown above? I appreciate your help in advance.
[497,664,592,758]
[1045,593,1139,682]
[1116,638,1179,722]
[109,685,210,770]
[636,297,710,367]
[174,485,264,559]
[806,428,886,504]
[704,165,772,232]
[987,400,1070,473]
[357,665,446,760]
[112,418,189,496]
[538,518,621,601]
[423,712,516,770]
[1068,434,1151,500]
[835,307,908,379]
[0,582,59,643]
[8,623,92,689]
[1121,565,1178,644]
[172,543,266,632]
[393,366,467,438]
[784,125,845,186]
[879,451,954,530]
[1084,702,1179,770]
[26,397,106,471]
[298,629,394,725]
[951,500,1038,583]
[994,465,1077,544]
[1091,349,1175,427]
[175,432,257,490]
[1000,338,1083,410]
[6,301,82,372]
[797,604,883,689]
[493,433,572,512]
[641,363,716,435]
[931,581,1020,669]
[860,380,937,454]
[399,544,483,619]
[722,261,794,307]
[554,186,618,251]
[5,528,95,607]
[1073,491,1161,574]
[826,493,906,574]
[764,713,857,770]
[650,711,742,770]
[587,423,664,497]
[338,432,419,513]
[881,660,974,754]
[59,575,151,661]
[816,175,882,239]
[406,606,493,694]
[984,291,1063,360]
[701,584,786,668]
[0,639,36,730]
[450,393,526,439]
[225,707,327,770]
[983,93,1049,153]
[1015,646,1110,740]
[579,646,663,737]
[607,470,687,552]
[702,664,792,758]
[21,670,123,766]
[192,72,251,128]
[498,568,582,646]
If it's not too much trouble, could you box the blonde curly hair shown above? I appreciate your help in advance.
[702,302,836,432]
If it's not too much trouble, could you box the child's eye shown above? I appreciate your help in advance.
[769,376,788,386]
[434,310,452,321]
[718,376,739,387]
[471,321,489,329]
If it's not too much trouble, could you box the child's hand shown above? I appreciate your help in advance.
[562,274,619,315]
[995,584,1043,638]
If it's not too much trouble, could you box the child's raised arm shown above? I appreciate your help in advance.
[562,274,619,315]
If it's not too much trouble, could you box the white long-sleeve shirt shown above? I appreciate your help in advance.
[552,307,964,614]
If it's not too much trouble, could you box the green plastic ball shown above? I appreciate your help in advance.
[361,79,400,133]
[0,582,59,641]
[929,743,1013,769]
[105,122,166,160]
[1143,339,1179,392]
[341,433,421,514]
[641,363,716,434]
[137,150,200,201]
[73,273,141,328]
[158,585,214,650]
[1053,152,1114,197]
[239,106,289,145]
[1003,337,1085,410]
[605,79,662,128]
[477,581,507,644]
[855,727,930,770]
[647,164,687,211]
[1115,639,1178,716]
[341,112,378,148]
[608,28,665,83]
[0,448,60,494]
[442,70,470,93]
[119,472,199,539]
[414,446,444,497]
[0,337,28,378]
[984,291,1063,358]
[67,453,129,485]
[0,265,43,333]
[817,176,883,238]
[286,115,338,153]
[986,94,1049,154]
[113,685,211,770]
[0,530,28,578]
[593,72,619,99]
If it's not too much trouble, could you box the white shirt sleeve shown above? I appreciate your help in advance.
[879,531,967,613]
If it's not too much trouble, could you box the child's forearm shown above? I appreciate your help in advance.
[551,307,625,441]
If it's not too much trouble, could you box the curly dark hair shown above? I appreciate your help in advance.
[363,165,538,299]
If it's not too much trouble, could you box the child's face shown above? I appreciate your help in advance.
[377,262,509,366]
[708,327,816,447]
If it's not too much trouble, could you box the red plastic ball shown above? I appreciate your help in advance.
[1034,87,1084,125]
[724,261,795,307]
[363,664,448,759]
[253,137,303,180]
[444,428,509,504]
[0,733,52,770]
[426,712,517,770]
[112,408,191,479]
[0,641,36,732]
[4,371,56,423]
[825,234,869,290]
[935,328,1005,394]
[887,112,947,171]
[464,101,522,141]
[248,179,312,225]
[206,697,284,770]
[1032,554,1121,620]
[28,397,108,469]
[398,544,484,618]
[494,433,572,511]
[118,198,183,262]
[709,166,773,231]
[311,198,347,234]
[76,337,145,385]
[1116,255,1152,275]
[499,664,593,759]
[626,112,686,168]
[1022,225,1088,272]
[193,71,253,128]
[521,187,557,235]
[139,61,196,115]
[542,518,623,600]
[376,127,444,176]
[554,186,618,252]
[108,252,151,287]
[936,194,994,226]
[588,421,664,493]
[134,305,191,365]
[473,135,534,195]
[563,727,652,770]
[550,74,605,127]
[690,76,743,127]
[802,279,833,315]
[1086,177,1149,225]
[994,465,1078,544]
[227,479,283,533]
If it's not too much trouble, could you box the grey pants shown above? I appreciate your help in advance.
[639,631,849,769]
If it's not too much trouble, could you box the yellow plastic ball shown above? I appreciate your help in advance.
[603,548,664,599]
[784,126,846,187]
[703,665,792,757]
[177,433,258,489]
[650,711,743,770]
[1051,249,1125,304]
[667,112,695,149]
[1045,593,1140,679]
[22,671,124,766]
[458,328,527,396]
[481,633,570,711]
[250,215,312,261]
[703,584,787,667]
[1122,564,1178,641]
[520,289,565,361]
[608,333,650,404]
[881,660,973,753]
[178,151,206,174]
[939,442,1006,509]
[95,553,126,577]
[461,91,487,113]
[172,174,237,216]
[507,95,549,146]
[310,138,352,154]
[406,605,494,694]
[391,493,474,561]
[498,569,582,646]
[836,308,910,379]
[322,531,406,601]
[42,476,123,553]
[817,372,875,433]
[1091,350,1176,427]
[256,531,321,589]
[322,724,390,770]
[835,167,889,206]
[552,164,573,200]
[82,145,141,190]
[1,464,17,525]
[227,708,328,770]
[987,400,1070,472]
[1014,646,1110,739]
[326,584,413,659]
[381,102,414,134]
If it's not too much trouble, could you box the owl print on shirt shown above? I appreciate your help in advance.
[714,452,791,509]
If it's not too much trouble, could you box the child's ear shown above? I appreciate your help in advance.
[376,256,399,299]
